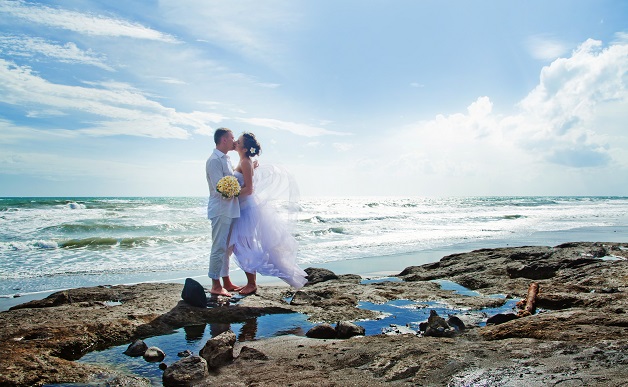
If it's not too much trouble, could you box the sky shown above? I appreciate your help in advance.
[0,0,627,197]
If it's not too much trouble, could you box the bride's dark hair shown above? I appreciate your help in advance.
[242,132,262,158]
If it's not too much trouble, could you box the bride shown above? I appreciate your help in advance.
[227,132,308,295]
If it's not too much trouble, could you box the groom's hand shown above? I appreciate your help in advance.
[253,160,259,169]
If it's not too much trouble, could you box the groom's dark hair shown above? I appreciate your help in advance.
[214,127,232,145]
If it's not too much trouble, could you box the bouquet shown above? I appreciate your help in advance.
[216,175,241,199]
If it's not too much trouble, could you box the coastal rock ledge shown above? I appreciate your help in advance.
[0,242,627,386]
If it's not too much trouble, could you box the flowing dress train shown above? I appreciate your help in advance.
[229,165,307,289]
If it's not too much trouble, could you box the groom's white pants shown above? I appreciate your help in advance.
[208,215,232,279]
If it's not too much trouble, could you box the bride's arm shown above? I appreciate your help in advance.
[239,159,254,196]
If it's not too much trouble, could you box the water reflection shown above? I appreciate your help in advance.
[237,319,258,342]
[208,322,231,338]
[183,313,312,346]
[183,324,206,341]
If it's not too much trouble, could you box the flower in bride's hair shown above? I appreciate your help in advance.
[250,147,256,154]
[216,176,241,199]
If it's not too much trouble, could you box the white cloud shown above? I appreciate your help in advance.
[26,109,66,118]
[0,34,114,71]
[0,149,146,181]
[0,0,178,42]
[155,76,187,85]
[400,36,628,172]
[332,143,354,152]
[515,38,628,166]
[158,0,300,66]
[525,34,569,61]
[614,32,628,43]
[342,36,628,195]
[238,117,351,137]
[199,101,247,114]
[0,119,75,144]
[0,59,226,139]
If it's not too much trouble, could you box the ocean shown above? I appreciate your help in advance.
[2,196,628,306]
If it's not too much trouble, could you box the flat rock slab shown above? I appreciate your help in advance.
[1,242,626,386]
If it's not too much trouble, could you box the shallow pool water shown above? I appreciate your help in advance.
[77,312,315,385]
[67,280,519,385]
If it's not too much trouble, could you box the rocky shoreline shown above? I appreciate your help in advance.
[0,242,626,386]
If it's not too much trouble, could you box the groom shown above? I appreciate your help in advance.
[206,127,241,297]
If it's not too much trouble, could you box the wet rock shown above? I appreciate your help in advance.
[237,346,269,361]
[304,267,339,285]
[162,356,208,387]
[306,323,336,339]
[486,313,518,325]
[159,362,168,370]
[455,275,490,290]
[107,375,151,386]
[143,346,165,362]
[447,315,466,331]
[383,324,417,335]
[177,350,193,357]
[423,310,456,337]
[2,242,628,386]
[338,274,362,283]
[336,321,365,339]
[181,278,207,308]
[199,330,236,368]
[123,339,148,357]
[290,290,315,306]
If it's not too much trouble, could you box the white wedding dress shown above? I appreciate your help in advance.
[229,164,307,289]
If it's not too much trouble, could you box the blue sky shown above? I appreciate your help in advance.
[0,0,627,197]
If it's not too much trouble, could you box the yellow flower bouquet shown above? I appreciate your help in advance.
[216,175,241,199]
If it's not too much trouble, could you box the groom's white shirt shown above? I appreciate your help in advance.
[206,148,240,219]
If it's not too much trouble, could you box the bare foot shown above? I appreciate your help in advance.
[239,285,257,296]
[224,285,243,292]
[222,277,242,292]
[210,287,232,297]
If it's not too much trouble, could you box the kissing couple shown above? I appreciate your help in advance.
[205,127,307,297]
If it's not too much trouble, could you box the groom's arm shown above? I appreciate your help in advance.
[206,157,224,192]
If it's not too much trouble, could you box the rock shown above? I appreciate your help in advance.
[425,325,456,338]
[428,310,449,329]
[338,274,362,283]
[199,330,236,368]
[162,356,209,387]
[423,310,456,337]
[336,321,365,339]
[304,267,339,285]
[177,350,193,357]
[447,315,466,331]
[2,242,628,386]
[290,290,315,306]
[237,346,269,361]
[143,346,166,362]
[486,313,518,325]
[181,278,207,308]
[107,375,151,386]
[123,339,148,357]
[159,362,168,370]
[306,323,337,339]
[383,324,417,335]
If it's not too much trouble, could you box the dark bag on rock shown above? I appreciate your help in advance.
[181,278,207,307]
